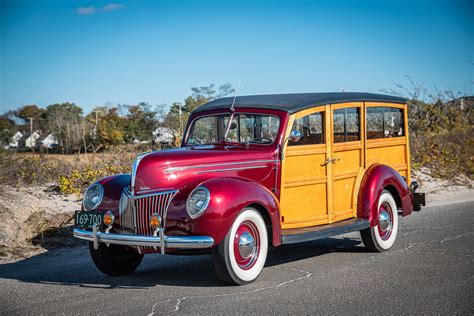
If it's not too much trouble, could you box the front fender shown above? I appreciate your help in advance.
[358,164,413,227]
[166,177,282,247]
[95,174,130,218]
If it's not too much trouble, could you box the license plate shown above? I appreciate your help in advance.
[74,211,104,229]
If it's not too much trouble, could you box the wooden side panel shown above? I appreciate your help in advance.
[330,102,364,222]
[280,106,330,229]
[365,102,409,179]
[283,145,329,227]
[332,144,363,221]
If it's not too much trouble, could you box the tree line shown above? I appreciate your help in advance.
[0,83,234,153]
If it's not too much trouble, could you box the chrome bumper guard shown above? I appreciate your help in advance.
[73,226,214,253]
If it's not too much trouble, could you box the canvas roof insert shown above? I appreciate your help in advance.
[193,92,407,114]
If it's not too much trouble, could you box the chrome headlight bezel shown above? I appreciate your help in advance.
[82,183,104,211]
[186,186,210,219]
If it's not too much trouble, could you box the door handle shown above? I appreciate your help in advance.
[320,157,340,166]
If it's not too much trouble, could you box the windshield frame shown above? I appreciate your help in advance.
[184,112,281,146]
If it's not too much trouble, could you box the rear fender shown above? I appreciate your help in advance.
[166,177,282,247]
[358,164,413,227]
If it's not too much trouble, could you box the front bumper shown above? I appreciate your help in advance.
[73,226,214,253]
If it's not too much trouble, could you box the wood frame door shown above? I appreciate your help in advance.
[280,106,332,229]
[329,102,365,222]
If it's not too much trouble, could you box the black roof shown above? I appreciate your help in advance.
[193,92,407,114]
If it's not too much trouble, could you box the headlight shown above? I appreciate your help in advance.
[186,186,210,219]
[83,183,104,211]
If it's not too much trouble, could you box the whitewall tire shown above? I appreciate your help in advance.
[212,208,268,285]
[361,190,399,252]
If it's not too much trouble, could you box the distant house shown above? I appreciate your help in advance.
[445,96,474,110]
[153,127,174,145]
[36,133,59,149]
[6,131,23,149]
[20,131,41,149]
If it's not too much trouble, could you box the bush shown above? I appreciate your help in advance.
[0,146,139,194]
[408,96,473,180]
[411,127,473,179]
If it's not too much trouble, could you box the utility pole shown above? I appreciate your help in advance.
[27,117,34,151]
[92,109,101,140]
[28,117,34,135]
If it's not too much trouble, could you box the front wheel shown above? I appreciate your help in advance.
[361,190,399,252]
[212,208,268,285]
[89,243,144,276]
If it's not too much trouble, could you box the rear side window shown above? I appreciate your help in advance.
[289,112,324,146]
[333,108,360,143]
[366,107,404,139]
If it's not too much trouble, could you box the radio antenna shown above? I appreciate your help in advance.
[229,79,241,112]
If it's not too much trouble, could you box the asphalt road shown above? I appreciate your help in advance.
[1,200,473,315]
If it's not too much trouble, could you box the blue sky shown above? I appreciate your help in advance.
[1,0,472,114]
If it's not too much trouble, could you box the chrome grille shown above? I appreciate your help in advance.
[119,187,177,236]
[134,190,177,236]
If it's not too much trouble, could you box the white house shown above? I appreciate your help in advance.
[25,131,40,148]
[38,133,59,149]
[6,131,23,149]
[153,127,174,144]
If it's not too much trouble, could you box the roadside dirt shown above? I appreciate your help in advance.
[412,168,474,205]
[0,185,81,262]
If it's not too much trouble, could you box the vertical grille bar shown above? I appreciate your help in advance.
[131,190,178,237]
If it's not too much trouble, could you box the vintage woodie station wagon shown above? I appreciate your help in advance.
[74,92,425,285]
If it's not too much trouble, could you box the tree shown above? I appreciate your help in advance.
[45,102,86,153]
[123,102,158,143]
[164,83,235,138]
[85,106,125,150]
[0,116,15,147]
[15,105,46,131]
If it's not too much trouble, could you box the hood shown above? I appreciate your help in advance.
[132,145,276,194]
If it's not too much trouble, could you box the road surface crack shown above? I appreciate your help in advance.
[147,266,312,315]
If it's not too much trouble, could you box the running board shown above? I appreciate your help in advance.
[281,218,370,245]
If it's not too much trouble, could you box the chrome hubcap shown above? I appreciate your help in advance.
[234,221,260,270]
[378,202,393,240]
[238,232,255,259]
[379,210,390,231]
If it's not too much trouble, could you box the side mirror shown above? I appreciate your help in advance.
[281,130,303,160]
[289,130,302,143]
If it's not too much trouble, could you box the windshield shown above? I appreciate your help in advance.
[186,113,280,145]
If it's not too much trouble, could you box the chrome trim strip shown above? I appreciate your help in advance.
[135,188,176,195]
[196,165,268,174]
[74,228,214,249]
[132,189,178,200]
[164,159,278,173]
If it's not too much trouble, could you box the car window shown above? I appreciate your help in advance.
[187,113,279,145]
[288,112,324,146]
[333,108,360,143]
[186,115,229,145]
[226,114,280,144]
[367,107,404,139]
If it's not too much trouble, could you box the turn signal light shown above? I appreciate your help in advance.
[150,213,161,229]
[103,211,114,227]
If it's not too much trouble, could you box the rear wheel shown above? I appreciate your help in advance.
[212,208,268,285]
[89,243,144,276]
[361,190,399,252]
